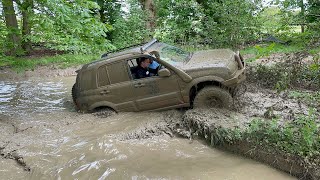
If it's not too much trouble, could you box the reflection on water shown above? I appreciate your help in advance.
[0,77,296,180]
[0,77,73,116]
[26,112,296,180]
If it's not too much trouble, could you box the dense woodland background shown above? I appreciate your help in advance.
[0,0,319,57]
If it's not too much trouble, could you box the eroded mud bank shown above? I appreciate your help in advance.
[1,59,318,179]
[0,111,296,179]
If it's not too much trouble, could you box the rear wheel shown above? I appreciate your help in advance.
[193,86,232,108]
[92,107,116,118]
[72,83,79,110]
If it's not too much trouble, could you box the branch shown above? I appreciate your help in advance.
[307,14,320,18]
[13,0,22,6]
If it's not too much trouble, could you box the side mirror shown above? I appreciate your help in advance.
[158,68,171,77]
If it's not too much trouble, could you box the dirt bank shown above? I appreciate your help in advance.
[0,65,80,80]
[182,107,319,179]
[92,82,319,179]
[1,53,319,179]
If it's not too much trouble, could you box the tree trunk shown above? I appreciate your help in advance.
[21,0,34,53]
[139,0,156,31]
[2,0,22,56]
[299,0,305,33]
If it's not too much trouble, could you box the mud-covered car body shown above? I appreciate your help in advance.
[72,39,246,112]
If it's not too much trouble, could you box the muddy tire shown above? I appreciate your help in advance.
[193,86,232,108]
[72,83,79,110]
[92,108,116,118]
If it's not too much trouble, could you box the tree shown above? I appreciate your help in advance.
[155,0,261,47]
[15,0,34,53]
[307,0,320,33]
[276,0,320,33]
[155,0,203,44]
[94,0,121,24]
[110,0,150,48]
[1,0,22,55]
[139,0,156,31]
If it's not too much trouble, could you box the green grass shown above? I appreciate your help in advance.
[289,91,320,108]
[241,43,304,56]
[240,43,320,62]
[309,46,320,56]
[241,42,320,62]
[0,54,99,71]
[245,111,320,158]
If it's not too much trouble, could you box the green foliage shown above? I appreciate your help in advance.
[155,0,261,48]
[289,91,320,109]
[209,126,243,145]
[251,52,320,91]
[0,18,7,55]
[110,0,150,48]
[241,40,314,61]
[0,54,99,71]
[245,111,320,157]
[29,0,113,54]
[254,43,276,58]
[155,0,203,45]
[257,6,282,34]
[205,110,320,159]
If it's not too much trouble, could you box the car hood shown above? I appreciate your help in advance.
[182,49,235,70]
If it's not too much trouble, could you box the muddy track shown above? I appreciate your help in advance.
[182,110,319,180]
[108,82,319,179]
[1,61,318,179]
[0,147,31,172]
[0,118,31,172]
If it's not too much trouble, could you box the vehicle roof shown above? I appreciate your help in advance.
[82,51,142,70]
[82,40,160,70]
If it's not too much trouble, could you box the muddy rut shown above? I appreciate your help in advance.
[0,70,303,179]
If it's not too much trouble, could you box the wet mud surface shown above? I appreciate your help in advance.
[0,68,302,179]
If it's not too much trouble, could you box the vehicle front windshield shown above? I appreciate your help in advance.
[158,43,191,66]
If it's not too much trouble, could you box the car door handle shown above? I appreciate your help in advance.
[134,83,145,88]
[100,90,110,95]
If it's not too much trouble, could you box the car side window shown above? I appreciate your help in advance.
[127,58,138,79]
[127,56,162,80]
[97,65,110,87]
[106,61,130,84]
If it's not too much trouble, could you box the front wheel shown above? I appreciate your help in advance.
[193,86,232,108]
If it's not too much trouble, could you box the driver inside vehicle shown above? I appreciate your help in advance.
[136,57,158,79]
[149,58,160,76]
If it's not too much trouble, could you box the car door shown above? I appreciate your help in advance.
[131,63,184,111]
[96,61,138,112]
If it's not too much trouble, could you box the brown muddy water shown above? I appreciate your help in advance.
[0,76,296,179]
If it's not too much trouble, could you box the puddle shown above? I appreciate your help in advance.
[0,76,296,179]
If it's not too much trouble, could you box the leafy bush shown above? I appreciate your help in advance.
[254,43,276,58]
[0,54,98,71]
[245,111,320,157]
[249,52,320,90]
[30,0,114,54]
[110,0,151,49]
[155,0,260,48]
[289,91,320,110]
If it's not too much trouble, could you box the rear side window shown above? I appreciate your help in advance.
[97,65,110,87]
[80,70,96,91]
[107,61,130,84]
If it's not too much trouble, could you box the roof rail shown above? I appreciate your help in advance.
[140,39,157,52]
[101,39,158,58]
[101,42,146,58]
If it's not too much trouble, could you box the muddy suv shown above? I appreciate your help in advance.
[72,39,246,112]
